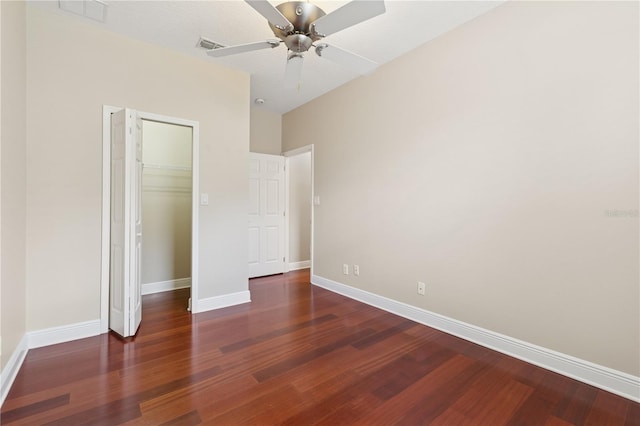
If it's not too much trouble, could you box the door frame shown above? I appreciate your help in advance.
[283,144,315,277]
[100,105,200,332]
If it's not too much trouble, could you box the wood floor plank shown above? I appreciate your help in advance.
[42,366,222,426]
[584,390,631,426]
[202,384,306,424]
[554,381,600,425]
[432,379,534,425]
[138,372,257,420]
[218,313,337,353]
[1,269,637,425]
[315,392,383,425]
[0,394,70,424]
[506,366,576,426]
[157,409,201,426]
[352,354,481,424]
[252,327,376,383]
[545,415,577,426]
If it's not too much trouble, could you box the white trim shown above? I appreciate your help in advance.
[101,106,200,330]
[282,145,313,157]
[309,146,315,278]
[1,334,28,406]
[311,274,640,402]
[283,156,290,273]
[288,260,310,271]
[28,320,102,349]
[193,291,251,314]
[101,105,121,332]
[282,145,314,277]
[190,121,200,313]
[142,278,191,295]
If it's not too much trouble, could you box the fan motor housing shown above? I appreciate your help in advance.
[269,1,326,52]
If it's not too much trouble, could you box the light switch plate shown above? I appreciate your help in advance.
[200,193,209,206]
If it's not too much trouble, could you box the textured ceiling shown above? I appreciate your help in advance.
[30,0,503,113]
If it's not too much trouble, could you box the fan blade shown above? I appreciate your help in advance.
[315,44,378,75]
[284,53,304,90]
[207,40,280,57]
[245,0,293,31]
[310,0,385,37]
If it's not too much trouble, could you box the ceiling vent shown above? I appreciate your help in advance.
[197,37,226,51]
[59,0,108,23]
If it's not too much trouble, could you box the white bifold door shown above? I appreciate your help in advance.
[110,108,143,337]
[248,153,285,278]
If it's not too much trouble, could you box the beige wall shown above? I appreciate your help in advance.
[250,106,282,155]
[289,152,311,263]
[283,1,639,375]
[142,120,192,168]
[141,121,192,285]
[26,6,249,331]
[1,0,27,372]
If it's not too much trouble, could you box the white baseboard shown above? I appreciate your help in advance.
[288,260,310,271]
[193,290,251,314]
[1,334,28,406]
[312,274,640,402]
[28,320,102,349]
[142,277,191,295]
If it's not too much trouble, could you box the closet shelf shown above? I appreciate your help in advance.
[143,163,192,172]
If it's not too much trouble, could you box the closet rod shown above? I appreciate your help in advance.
[143,163,192,172]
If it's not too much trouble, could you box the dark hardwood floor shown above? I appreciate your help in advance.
[2,269,638,425]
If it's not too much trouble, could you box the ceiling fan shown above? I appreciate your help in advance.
[207,0,386,89]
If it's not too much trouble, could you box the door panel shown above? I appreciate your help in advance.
[249,178,260,216]
[266,179,280,215]
[265,226,279,262]
[109,109,142,338]
[248,153,285,278]
[248,227,260,265]
[130,117,143,335]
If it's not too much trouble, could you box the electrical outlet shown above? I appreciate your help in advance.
[417,282,426,296]
[353,265,360,276]
[343,264,349,275]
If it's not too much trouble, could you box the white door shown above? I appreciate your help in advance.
[248,153,285,278]
[109,109,142,337]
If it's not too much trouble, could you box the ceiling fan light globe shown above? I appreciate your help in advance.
[284,34,313,53]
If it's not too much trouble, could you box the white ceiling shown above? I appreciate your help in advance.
[30,0,503,114]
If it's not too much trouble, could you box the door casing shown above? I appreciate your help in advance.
[283,145,314,277]
[101,105,200,332]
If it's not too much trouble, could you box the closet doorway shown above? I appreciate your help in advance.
[100,107,200,336]
[140,120,193,296]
